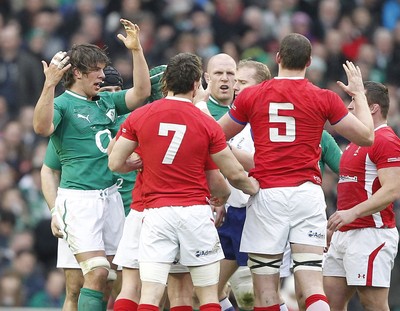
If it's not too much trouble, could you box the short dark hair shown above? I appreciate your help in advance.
[364,81,390,118]
[237,59,271,83]
[162,53,203,96]
[278,33,311,70]
[63,44,109,89]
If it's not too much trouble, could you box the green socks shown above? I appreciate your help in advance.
[78,288,104,311]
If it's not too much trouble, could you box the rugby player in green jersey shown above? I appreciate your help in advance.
[34,18,150,311]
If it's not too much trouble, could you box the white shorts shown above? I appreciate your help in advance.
[113,210,143,269]
[170,262,190,273]
[57,238,80,269]
[139,205,224,266]
[55,185,125,255]
[280,242,292,278]
[241,182,327,254]
[323,227,399,287]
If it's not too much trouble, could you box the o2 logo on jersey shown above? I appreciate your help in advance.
[95,129,112,153]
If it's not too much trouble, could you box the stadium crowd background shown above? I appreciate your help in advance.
[0,0,399,309]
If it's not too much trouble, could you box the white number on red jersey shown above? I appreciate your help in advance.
[269,102,295,142]
[158,123,187,164]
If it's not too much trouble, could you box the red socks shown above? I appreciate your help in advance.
[137,303,159,311]
[114,298,138,311]
[200,303,222,311]
[170,306,193,311]
[254,305,281,311]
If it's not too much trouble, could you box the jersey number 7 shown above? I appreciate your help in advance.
[158,122,187,164]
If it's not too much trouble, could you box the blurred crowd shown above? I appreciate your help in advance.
[0,0,399,309]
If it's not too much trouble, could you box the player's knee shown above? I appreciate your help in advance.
[107,269,117,281]
[79,256,110,279]
[229,266,254,310]
[140,262,170,285]
[189,261,220,287]
[359,293,389,311]
[247,254,281,275]
[235,291,254,310]
[292,253,323,272]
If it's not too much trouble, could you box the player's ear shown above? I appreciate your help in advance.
[73,67,82,79]
[204,72,210,84]
[275,52,281,64]
[306,56,312,68]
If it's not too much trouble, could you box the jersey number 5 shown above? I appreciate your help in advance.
[158,123,187,164]
[269,102,295,142]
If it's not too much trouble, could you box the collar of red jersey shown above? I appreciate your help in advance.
[375,124,388,131]
[274,77,305,80]
[165,96,192,103]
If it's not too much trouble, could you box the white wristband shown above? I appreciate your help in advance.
[195,101,207,110]
[50,207,56,216]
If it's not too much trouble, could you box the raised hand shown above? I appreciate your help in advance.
[42,51,71,87]
[117,19,142,51]
[337,60,364,97]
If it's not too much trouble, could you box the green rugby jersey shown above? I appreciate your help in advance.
[206,95,230,120]
[44,138,136,216]
[51,90,130,190]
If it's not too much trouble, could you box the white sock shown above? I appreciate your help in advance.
[280,303,289,311]
[306,300,330,311]
[219,296,234,311]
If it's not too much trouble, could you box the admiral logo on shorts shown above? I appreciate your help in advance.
[195,241,221,257]
[308,230,325,239]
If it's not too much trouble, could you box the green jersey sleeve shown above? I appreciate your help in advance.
[43,140,61,171]
[319,130,342,175]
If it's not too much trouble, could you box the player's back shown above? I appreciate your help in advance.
[124,97,226,208]
[231,78,348,188]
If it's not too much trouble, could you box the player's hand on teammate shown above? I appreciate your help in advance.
[210,203,226,228]
[126,152,143,171]
[118,19,142,51]
[248,176,260,196]
[42,51,71,88]
[337,60,364,97]
[194,80,210,104]
[327,209,357,232]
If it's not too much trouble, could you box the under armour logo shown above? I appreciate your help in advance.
[357,273,365,279]
[77,114,91,123]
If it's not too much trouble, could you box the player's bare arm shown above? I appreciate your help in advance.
[206,169,231,205]
[211,147,259,195]
[108,136,140,173]
[218,114,245,141]
[118,19,151,110]
[33,51,71,136]
[328,166,400,231]
[229,144,254,172]
[41,164,63,238]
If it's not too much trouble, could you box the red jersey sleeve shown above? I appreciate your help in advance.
[370,127,400,170]
[324,90,349,125]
